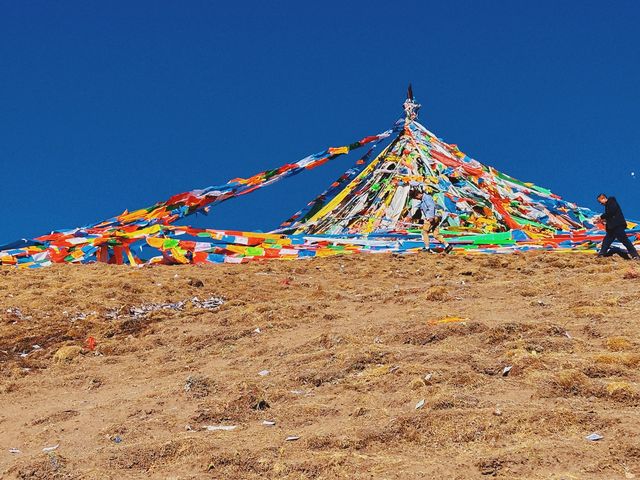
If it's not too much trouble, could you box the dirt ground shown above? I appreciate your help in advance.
[1,252,640,479]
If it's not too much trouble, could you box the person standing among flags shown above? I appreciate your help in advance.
[596,193,639,260]
[409,188,453,253]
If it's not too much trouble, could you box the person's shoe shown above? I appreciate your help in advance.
[632,256,640,261]
[444,244,453,254]
[421,247,434,253]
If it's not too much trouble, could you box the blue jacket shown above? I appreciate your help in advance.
[419,195,436,219]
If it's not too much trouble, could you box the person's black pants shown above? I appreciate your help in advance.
[600,246,630,260]
[598,226,639,258]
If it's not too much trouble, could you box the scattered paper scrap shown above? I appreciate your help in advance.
[285,435,300,441]
[429,316,469,325]
[258,370,270,377]
[86,336,97,351]
[42,445,59,453]
[9,448,21,454]
[262,420,276,426]
[105,297,224,320]
[502,365,513,377]
[585,433,603,441]
[415,399,425,410]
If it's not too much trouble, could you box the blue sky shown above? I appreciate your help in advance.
[1,1,639,243]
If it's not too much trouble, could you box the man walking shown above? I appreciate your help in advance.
[596,193,639,260]
[409,189,452,253]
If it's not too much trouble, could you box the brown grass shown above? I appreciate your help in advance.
[424,285,449,301]
[605,336,634,352]
[1,253,640,479]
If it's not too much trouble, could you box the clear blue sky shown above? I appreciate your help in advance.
[2,1,639,243]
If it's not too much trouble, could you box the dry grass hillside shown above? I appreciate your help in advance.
[1,253,640,479]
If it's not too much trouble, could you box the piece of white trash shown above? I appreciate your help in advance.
[262,420,276,426]
[415,399,425,410]
[285,435,300,441]
[204,425,237,432]
[585,433,604,441]
[502,365,513,376]
[42,445,59,453]
[258,370,270,377]
[9,448,21,454]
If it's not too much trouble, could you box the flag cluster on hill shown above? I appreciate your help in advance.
[1,92,636,268]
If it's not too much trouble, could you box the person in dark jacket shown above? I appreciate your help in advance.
[596,193,639,259]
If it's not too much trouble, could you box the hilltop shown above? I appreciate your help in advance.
[1,253,640,479]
